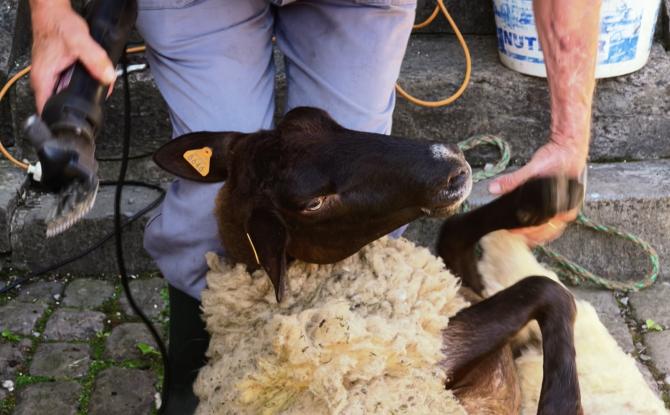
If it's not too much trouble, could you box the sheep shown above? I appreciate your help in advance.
[153,106,604,414]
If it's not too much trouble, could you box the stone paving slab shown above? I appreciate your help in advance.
[43,309,105,341]
[14,281,64,304]
[645,331,670,375]
[104,322,159,362]
[630,282,670,329]
[0,343,22,380]
[0,0,21,154]
[0,276,170,413]
[87,367,157,415]
[664,0,670,49]
[13,381,81,415]
[29,343,91,378]
[62,279,115,309]
[0,340,28,400]
[0,301,47,336]
[636,360,664,397]
[0,159,26,253]
[636,284,670,386]
[119,277,167,320]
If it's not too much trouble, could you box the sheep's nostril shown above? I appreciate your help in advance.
[446,168,469,191]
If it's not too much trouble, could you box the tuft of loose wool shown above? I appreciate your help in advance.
[194,237,469,415]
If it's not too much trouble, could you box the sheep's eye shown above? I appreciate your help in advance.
[304,197,325,212]
[300,194,340,214]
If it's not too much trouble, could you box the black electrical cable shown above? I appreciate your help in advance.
[96,151,156,162]
[116,53,170,413]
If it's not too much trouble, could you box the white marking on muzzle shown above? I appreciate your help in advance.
[430,143,456,160]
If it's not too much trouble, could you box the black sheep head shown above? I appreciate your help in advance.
[154,107,472,302]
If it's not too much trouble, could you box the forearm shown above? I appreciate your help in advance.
[30,0,71,15]
[533,0,601,158]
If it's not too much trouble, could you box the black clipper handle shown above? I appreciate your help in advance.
[28,0,137,191]
[42,0,138,140]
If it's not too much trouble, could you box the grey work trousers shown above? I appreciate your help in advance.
[137,0,417,298]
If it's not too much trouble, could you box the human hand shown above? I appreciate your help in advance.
[30,0,116,113]
[488,138,588,246]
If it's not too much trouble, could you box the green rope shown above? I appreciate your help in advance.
[457,134,511,182]
[457,134,660,292]
[535,214,660,291]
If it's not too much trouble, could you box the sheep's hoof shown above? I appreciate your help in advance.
[512,177,584,228]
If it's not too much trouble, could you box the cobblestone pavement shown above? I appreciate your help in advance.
[0,276,167,415]
[1,273,669,414]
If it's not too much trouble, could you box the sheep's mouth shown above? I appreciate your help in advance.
[421,203,463,218]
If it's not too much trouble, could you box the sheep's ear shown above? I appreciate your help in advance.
[153,131,239,182]
[245,208,288,303]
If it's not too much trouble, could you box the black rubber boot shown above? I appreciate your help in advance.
[162,285,210,415]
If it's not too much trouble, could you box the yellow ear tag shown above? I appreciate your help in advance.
[183,147,213,177]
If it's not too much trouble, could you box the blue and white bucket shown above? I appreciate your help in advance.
[492,0,662,78]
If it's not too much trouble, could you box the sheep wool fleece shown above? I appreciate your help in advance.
[195,232,668,414]
[194,237,468,415]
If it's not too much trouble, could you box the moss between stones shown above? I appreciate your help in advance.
[77,359,114,415]
[33,306,53,335]
[0,329,20,343]
[14,374,52,388]
[99,285,124,328]
[615,291,670,409]
[90,331,110,361]
[0,394,16,415]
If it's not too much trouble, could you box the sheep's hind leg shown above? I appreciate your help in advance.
[448,287,521,415]
[442,277,582,415]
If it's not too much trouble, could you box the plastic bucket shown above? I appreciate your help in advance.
[492,0,662,78]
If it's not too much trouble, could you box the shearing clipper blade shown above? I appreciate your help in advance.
[46,178,99,238]
[24,116,101,238]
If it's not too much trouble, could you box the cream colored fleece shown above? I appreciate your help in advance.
[194,237,468,415]
[195,232,667,414]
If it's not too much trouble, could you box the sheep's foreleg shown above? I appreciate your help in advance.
[438,177,583,293]
[442,276,582,415]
